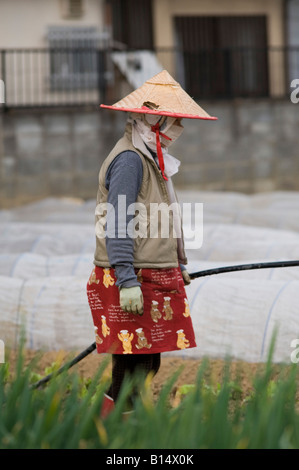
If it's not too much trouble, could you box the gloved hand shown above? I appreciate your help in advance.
[119,286,144,315]
[182,269,191,286]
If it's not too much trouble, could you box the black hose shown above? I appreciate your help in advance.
[31,342,96,389]
[189,260,299,280]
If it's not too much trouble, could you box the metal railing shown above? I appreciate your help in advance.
[0,48,108,109]
[0,46,298,109]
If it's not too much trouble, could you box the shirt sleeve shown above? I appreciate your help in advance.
[105,150,143,288]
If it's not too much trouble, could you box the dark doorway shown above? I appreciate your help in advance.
[108,0,153,50]
[175,15,269,99]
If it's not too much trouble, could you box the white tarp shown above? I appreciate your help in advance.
[1,191,299,363]
[111,51,163,89]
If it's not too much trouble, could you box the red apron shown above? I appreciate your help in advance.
[86,266,197,355]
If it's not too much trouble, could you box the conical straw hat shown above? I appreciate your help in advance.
[100,70,217,120]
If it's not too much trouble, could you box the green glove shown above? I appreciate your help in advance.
[119,286,144,315]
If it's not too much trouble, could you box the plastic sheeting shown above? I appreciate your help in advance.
[1,192,299,363]
[184,276,299,363]
[0,275,94,352]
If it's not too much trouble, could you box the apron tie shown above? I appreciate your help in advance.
[151,122,172,181]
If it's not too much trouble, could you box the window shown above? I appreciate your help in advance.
[108,0,153,49]
[60,0,84,19]
[48,26,99,90]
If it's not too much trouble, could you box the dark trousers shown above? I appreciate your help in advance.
[106,353,161,403]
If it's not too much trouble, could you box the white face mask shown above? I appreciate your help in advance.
[128,114,184,151]
[160,119,184,147]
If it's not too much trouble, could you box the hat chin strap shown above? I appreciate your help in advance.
[151,122,172,181]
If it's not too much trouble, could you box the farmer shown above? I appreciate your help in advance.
[86,70,217,417]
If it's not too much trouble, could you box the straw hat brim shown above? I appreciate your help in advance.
[100,104,217,120]
[100,70,218,121]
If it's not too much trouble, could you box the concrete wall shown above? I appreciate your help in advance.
[0,98,299,208]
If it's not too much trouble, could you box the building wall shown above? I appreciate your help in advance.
[1,98,299,208]
[0,0,108,107]
[152,0,285,96]
[153,0,285,48]
[0,0,105,48]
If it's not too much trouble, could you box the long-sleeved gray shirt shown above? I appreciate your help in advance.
[105,150,143,288]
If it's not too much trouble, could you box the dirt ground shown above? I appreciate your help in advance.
[6,348,271,402]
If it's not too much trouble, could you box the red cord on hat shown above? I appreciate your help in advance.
[151,122,171,181]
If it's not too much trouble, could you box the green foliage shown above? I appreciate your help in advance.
[1,342,299,449]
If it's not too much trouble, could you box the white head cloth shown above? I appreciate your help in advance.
[128,113,182,178]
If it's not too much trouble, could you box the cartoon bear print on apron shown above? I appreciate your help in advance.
[87,266,197,355]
